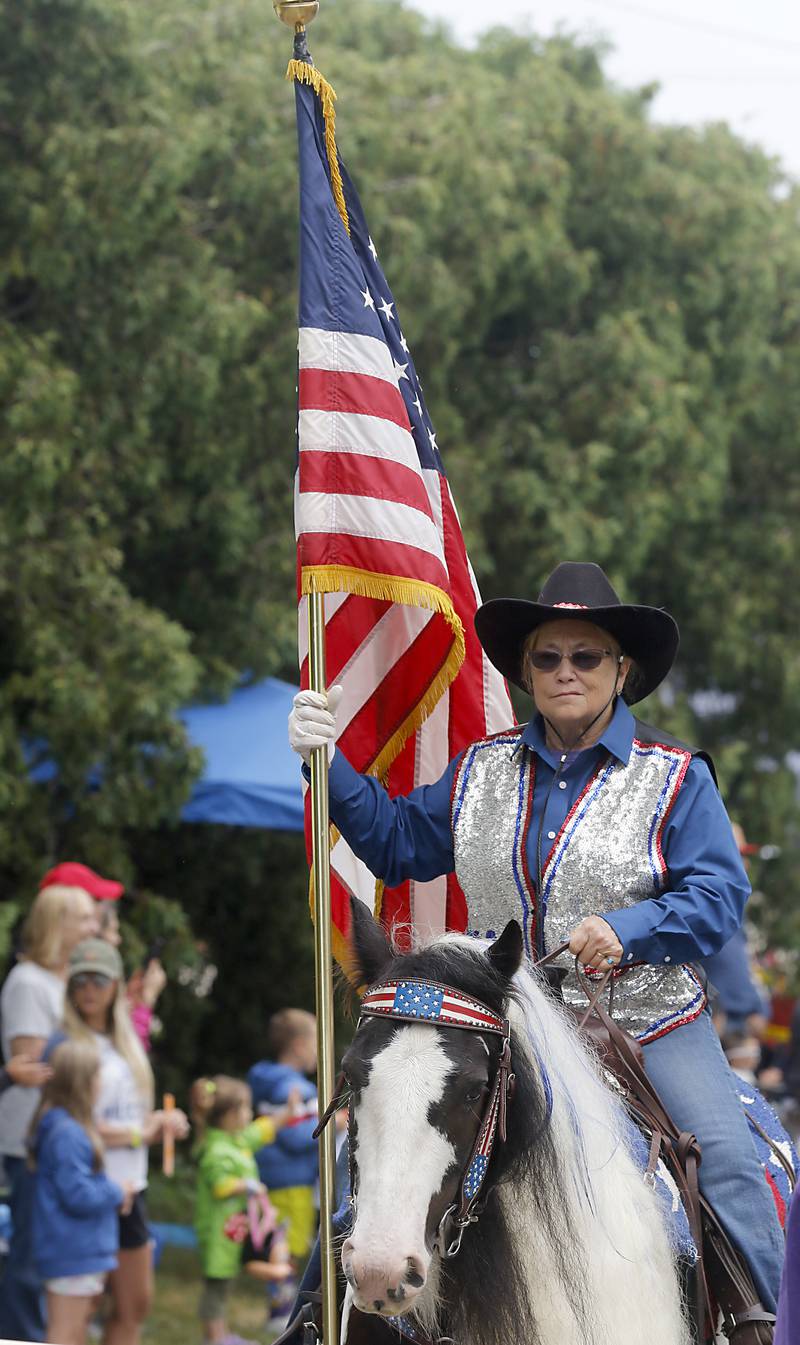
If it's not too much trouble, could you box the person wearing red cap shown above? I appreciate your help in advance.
[38,864,167,1055]
[40,862,126,965]
[39,862,125,903]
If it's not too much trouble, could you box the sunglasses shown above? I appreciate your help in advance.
[71,971,112,990]
[528,648,621,674]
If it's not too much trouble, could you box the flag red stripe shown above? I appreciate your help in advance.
[325,594,391,681]
[439,484,499,755]
[300,451,432,518]
[299,368,409,429]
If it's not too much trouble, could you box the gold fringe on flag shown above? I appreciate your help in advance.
[286,60,350,235]
[301,562,466,786]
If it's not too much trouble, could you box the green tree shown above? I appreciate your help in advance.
[4,0,800,1087]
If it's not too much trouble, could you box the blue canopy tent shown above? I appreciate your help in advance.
[177,677,304,831]
[26,677,304,830]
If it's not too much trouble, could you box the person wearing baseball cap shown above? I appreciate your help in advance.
[40,861,125,951]
[39,861,124,902]
[49,939,189,1345]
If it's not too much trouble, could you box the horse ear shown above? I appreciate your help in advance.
[486,921,524,982]
[349,894,393,986]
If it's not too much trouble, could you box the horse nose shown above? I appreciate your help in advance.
[341,1241,427,1311]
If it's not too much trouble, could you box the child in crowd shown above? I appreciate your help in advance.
[192,1075,294,1345]
[29,1039,133,1345]
[247,1011,320,1268]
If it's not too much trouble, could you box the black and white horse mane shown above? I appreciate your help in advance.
[347,910,595,1345]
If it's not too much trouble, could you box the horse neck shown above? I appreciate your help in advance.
[489,968,690,1345]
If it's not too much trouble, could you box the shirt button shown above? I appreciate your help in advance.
[627,953,633,961]
[547,830,556,840]
[664,956,671,963]
[558,781,567,790]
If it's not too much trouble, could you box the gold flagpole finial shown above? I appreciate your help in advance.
[273,0,319,29]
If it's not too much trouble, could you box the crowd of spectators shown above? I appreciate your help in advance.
[3,849,799,1345]
[0,863,326,1345]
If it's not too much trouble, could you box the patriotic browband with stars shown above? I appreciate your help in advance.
[359,979,509,1037]
[359,978,514,1257]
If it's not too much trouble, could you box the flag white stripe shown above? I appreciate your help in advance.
[300,327,400,386]
[330,832,377,909]
[297,492,447,564]
[484,652,515,734]
[410,694,449,938]
[422,467,444,538]
[299,409,421,469]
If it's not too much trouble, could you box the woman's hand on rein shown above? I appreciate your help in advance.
[568,916,623,970]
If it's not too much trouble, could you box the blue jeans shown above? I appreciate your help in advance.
[0,1155,45,1341]
[643,1010,784,1312]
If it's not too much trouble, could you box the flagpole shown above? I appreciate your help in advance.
[273,4,337,1338]
[306,591,339,1345]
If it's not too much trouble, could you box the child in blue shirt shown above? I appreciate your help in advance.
[29,1038,133,1345]
[247,1009,320,1266]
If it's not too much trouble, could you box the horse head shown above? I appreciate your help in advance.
[340,899,523,1320]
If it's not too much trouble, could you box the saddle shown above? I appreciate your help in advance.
[558,959,782,1345]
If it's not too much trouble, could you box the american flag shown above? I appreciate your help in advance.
[291,60,512,961]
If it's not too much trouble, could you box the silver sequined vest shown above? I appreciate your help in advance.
[450,727,705,1043]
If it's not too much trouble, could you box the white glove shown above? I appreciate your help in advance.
[288,686,343,765]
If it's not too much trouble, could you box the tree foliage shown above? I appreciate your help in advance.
[3,0,800,1076]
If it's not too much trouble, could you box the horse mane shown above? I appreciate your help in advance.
[369,934,596,1345]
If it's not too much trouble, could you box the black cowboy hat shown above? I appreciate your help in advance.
[474,562,679,704]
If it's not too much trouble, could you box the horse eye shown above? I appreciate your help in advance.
[463,1083,487,1105]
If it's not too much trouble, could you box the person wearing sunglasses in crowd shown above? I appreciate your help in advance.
[288,561,783,1319]
[46,939,189,1345]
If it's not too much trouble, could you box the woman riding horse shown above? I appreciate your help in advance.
[289,560,784,1312]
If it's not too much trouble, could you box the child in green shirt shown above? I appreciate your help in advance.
[192,1075,293,1345]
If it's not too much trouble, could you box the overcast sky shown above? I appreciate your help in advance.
[413,0,800,179]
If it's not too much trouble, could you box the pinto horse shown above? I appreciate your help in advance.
[339,901,692,1345]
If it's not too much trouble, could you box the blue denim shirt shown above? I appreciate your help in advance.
[322,698,750,966]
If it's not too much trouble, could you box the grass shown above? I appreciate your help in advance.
[144,1168,285,1345]
[147,1247,277,1345]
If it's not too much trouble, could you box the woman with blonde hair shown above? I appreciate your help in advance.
[29,1039,134,1345]
[0,881,98,1341]
[51,938,189,1345]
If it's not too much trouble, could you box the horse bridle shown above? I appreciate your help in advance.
[316,977,516,1259]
